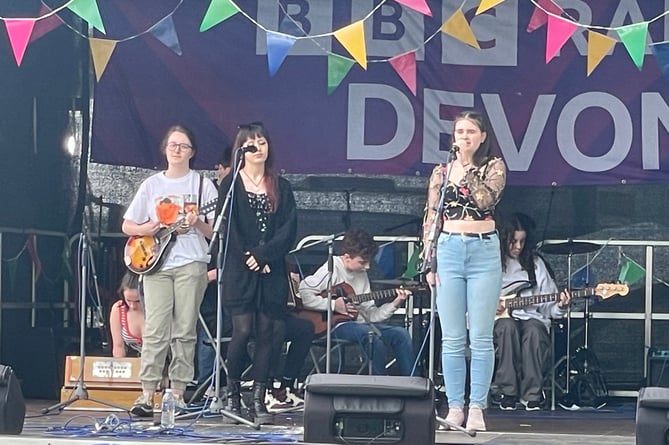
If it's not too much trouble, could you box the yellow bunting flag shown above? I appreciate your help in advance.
[586,30,616,76]
[334,20,367,70]
[440,9,480,49]
[476,0,506,15]
[89,38,117,81]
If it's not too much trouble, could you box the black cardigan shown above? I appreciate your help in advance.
[214,174,297,317]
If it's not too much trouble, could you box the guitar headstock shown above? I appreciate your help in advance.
[594,282,629,299]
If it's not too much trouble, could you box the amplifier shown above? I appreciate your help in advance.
[647,350,669,387]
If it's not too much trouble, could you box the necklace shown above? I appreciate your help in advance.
[242,170,264,188]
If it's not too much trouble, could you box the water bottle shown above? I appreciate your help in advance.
[160,389,176,429]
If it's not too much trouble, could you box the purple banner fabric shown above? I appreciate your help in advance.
[91,1,669,186]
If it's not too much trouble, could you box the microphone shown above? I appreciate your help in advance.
[240,145,258,153]
[450,143,460,154]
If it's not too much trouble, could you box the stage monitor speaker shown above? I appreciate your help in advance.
[304,374,435,445]
[636,387,669,445]
[647,350,669,387]
[0,365,25,434]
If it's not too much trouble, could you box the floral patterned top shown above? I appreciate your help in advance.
[247,192,272,234]
[422,157,506,248]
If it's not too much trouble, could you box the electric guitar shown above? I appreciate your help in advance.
[293,282,424,336]
[123,198,217,275]
[496,282,629,320]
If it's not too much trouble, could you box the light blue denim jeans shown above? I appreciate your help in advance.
[435,232,501,409]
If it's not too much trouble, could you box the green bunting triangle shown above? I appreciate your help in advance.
[616,22,649,69]
[327,54,354,94]
[618,256,646,285]
[68,0,106,34]
[201,0,239,32]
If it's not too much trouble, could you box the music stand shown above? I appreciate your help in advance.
[42,215,128,414]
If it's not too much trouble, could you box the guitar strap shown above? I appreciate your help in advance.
[197,173,204,209]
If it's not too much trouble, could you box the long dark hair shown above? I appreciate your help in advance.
[451,110,494,167]
[233,122,279,212]
[117,272,140,307]
[499,212,537,285]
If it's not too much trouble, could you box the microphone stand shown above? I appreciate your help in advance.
[42,213,128,414]
[421,147,476,437]
[187,148,256,428]
[288,232,345,373]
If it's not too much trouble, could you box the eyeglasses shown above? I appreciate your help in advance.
[167,142,193,152]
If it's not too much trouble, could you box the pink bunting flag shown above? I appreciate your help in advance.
[5,19,36,66]
[31,4,63,42]
[395,0,432,17]
[527,0,564,33]
[389,51,417,95]
[545,15,578,63]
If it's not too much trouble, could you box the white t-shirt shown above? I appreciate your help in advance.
[124,170,217,270]
[299,256,397,323]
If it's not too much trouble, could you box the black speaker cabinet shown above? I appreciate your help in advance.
[0,365,25,434]
[648,351,669,387]
[636,386,669,445]
[304,374,435,445]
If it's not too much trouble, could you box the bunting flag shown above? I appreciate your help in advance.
[333,20,367,69]
[5,19,36,66]
[441,9,480,49]
[150,15,182,56]
[200,0,239,32]
[618,256,646,285]
[89,38,117,81]
[327,54,355,94]
[266,32,296,76]
[25,235,42,280]
[389,51,417,95]
[545,15,578,63]
[587,30,617,76]
[67,0,106,34]
[31,4,63,43]
[476,0,506,15]
[401,245,421,279]
[527,0,564,33]
[616,22,649,70]
[374,243,395,279]
[570,264,594,288]
[650,41,669,79]
[395,0,432,17]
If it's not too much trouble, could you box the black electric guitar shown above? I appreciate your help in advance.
[496,282,629,320]
[123,198,217,275]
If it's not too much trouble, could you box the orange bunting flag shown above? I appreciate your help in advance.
[441,9,480,49]
[616,22,649,70]
[327,54,355,95]
[395,0,432,17]
[476,0,506,15]
[527,0,563,33]
[200,0,239,32]
[5,19,35,66]
[68,0,106,34]
[334,20,367,70]
[389,51,417,95]
[545,15,578,63]
[89,38,117,81]
[586,31,616,76]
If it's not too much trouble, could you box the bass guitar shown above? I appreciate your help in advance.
[123,198,217,275]
[496,282,629,320]
[293,282,423,336]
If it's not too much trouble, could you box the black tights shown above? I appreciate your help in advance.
[226,312,274,383]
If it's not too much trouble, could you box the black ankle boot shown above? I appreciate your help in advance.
[223,380,242,422]
[252,383,274,425]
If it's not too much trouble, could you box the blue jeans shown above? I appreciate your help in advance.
[435,232,501,408]
[333,321,416,375]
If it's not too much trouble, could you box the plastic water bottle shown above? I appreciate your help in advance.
[160,389,176,429]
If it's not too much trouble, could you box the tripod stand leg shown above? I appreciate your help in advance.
[42,382,130,414]
[435,415,477,437]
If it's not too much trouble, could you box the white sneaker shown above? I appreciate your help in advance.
[465,405,486,432]
[265,388,294,413]
[286,388,304,407]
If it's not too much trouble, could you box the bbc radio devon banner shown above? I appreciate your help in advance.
[89,1,669,186]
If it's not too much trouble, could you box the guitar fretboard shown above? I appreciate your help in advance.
[507,287,596,309]
[348,288,401,304]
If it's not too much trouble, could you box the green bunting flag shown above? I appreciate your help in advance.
[618,256,646,285]
[402,245,420,279]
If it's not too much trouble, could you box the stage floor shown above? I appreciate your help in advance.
[11,396,637,445]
